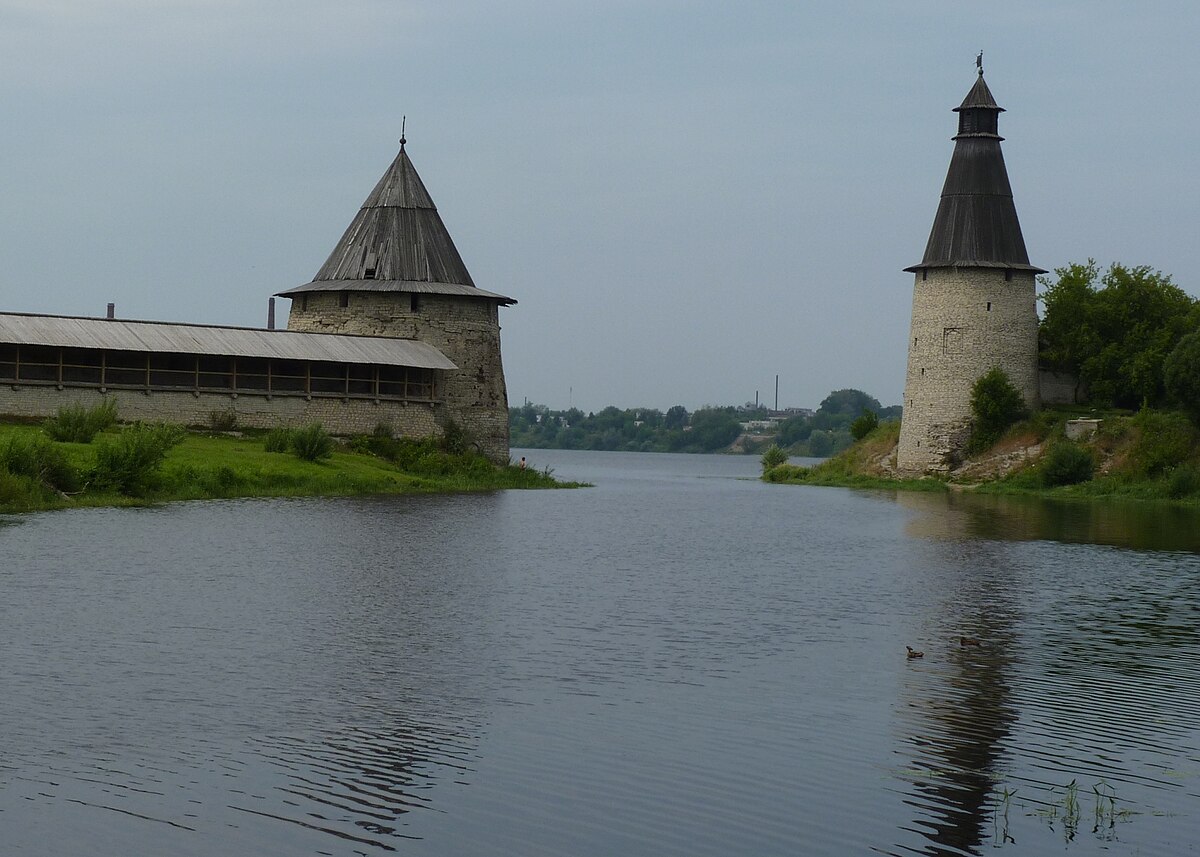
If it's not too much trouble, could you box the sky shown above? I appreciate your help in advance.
[1,1,1197,413]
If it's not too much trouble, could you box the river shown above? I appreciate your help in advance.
[1,448,1198,855]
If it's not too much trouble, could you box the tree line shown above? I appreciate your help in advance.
[510,389,901,456]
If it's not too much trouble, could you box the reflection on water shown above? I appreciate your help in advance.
[897,489,1200,552]
[1,451,1199,856]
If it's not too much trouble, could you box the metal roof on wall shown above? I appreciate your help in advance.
[0,313,457,370]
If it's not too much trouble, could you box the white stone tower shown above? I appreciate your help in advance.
[896,63,1045,473]
[279,137,516,462]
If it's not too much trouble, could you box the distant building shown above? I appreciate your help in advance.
[896,64,1044,473]
[0,139,516,462]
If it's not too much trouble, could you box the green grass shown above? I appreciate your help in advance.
[761,406,1200,505]
[0,421,583,514]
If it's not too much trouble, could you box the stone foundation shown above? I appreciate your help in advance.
[285,291,510,462]
[0,384,440,438]
[897,267,1039,473]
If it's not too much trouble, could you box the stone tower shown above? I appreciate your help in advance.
[279,139,516,462]
[896,64,1045,473]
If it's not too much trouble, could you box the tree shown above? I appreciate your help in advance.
[1164,331,1200,423]
[687,407,742,452]
[777,415,813,447]
[817,389,882,419]
[664,405,690,430]
[969,367,1026,452]
[807,430,834,457]
[1040,261,1200,408]
[850,409,879,441]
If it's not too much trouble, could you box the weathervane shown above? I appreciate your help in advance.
[976,51,984,76]
[400,115,407,150]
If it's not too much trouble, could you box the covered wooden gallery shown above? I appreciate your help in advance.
[0,311,458,435]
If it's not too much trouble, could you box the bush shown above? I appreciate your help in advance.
[0,435,80,493]
[1129,410,1196,477]
[968,368,1027,453]
[91,423,185,495]
[1167,464,1200,499]
[1164,331,1200,424]
[850,409,879,441]
[1040,441,1095,487]
[209,408,238,432]
[440,419,470,454]
[263,426,294,453]
[43,399,118,443]
[290,424,334,462]
[0,468,41,509]
[761,444,788,472]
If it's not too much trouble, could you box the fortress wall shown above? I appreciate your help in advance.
[286,291,510,462]
[0,385,439,437]
[896,267,1039,473]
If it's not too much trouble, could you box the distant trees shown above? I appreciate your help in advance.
[509,387,900,457]
[510,403,743,453]
[1040,261,1200,408]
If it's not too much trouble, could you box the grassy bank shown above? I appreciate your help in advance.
[763,408,1200,504]
[0,417,581,515]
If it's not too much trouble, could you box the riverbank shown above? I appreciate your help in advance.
[764,409,1200,504]
[0,420,581,514]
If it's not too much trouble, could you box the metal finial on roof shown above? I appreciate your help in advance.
[400,115,407,150]
[976,51,984,75]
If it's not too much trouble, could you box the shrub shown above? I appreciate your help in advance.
[850,409,879,441]
[1167,464,1200,499]
[1040,441,1095,487]
[761,444,788,472]
[290,424,334,462]
[209,408,238,432]
[1129,410,1196,477]
[968,368,1027,453]
[1164,331,1200,424]
[440,419,470,454]
[0,435,80,493]
[91,423,185,495]
[0,468,41,509]
[263,426,294,453]
[43,399,118,443]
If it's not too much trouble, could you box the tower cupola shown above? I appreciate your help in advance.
[896,62,1044,474]
[905,61,1046,276]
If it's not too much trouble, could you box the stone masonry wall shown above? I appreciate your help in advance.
[0,384,439,437]
[285,291,510,462]
[896,267,1039,473]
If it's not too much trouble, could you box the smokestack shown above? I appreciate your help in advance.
[106,302,115,320]
[267,297,276,330]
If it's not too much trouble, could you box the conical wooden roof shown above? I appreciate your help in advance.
[905,73,1045,274]
[281,143,514,303]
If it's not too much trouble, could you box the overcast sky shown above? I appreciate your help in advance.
[1,1,1196,412]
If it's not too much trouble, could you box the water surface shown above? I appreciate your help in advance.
[1,449,1198,855]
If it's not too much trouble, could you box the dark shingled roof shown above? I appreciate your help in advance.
[906,73,1046,274]
[282,143,515,304]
